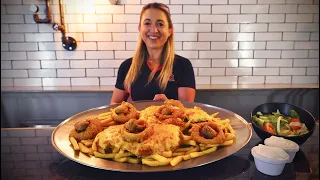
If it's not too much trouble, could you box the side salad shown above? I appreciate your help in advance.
[252,109,309,136]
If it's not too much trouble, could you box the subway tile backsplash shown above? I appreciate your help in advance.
[0,0,319,87]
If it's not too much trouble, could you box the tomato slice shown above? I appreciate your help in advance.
[289,118,302,130]
[291,118,301,123]
[263,123,276,134]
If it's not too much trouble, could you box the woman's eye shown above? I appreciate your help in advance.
[144,22,151,25]
[157,23,164,27]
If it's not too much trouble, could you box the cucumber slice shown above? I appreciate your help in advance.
[276,116,282,134]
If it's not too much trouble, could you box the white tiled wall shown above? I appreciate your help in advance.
[1,0,319,87]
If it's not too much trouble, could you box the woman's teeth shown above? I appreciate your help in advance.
[149,36,158,40]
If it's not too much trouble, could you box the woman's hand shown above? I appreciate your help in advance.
[153,94,168,101]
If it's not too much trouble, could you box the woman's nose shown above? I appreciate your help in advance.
[149,25,159,32]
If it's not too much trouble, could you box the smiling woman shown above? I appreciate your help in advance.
[110,3,196,105]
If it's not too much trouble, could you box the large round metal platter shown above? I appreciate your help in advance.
[52,100,252,172]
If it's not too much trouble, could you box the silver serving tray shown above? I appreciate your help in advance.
[52,100,252,172]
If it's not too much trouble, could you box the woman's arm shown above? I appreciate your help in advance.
[111,59,132,105]
[110,88,129,105]
[178,87,196,102]
[176,57,196,102]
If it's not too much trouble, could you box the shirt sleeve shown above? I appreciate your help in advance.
[115,59,131,90]
[177,58,196,89]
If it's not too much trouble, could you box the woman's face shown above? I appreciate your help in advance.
[139,8,172,50]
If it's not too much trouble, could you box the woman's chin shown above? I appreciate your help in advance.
[146,44,164,50]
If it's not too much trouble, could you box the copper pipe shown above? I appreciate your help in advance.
[33,0,52,23]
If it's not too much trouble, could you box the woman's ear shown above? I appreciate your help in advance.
[169,27,173,36]
[138,25,141,32]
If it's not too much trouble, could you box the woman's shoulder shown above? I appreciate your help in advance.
[119,58,133,70]
[174,54,192,66]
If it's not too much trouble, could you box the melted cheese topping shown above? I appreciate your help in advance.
[138,106,161,124]
[94,123,181,157]
[185,107,213,122]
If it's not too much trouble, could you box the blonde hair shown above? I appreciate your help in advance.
[124,3,175,91]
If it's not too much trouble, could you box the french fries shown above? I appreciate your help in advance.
[146,154,169,162]
[69,137,79,151]
[225,133,236,141]
[80,139,93,147]
[112,147,120,153]
[161,151,172,158]
[114,157,128,163]
[92,140,97,152]
[94,151,116,159]
[127,157,140,164]
[185,146,199,154]
[170,156,183,166]
[211,112,219,117]
[182,140,197,146]
[221,140,234,146]
[142,154,171,167]
[98,147,105,154]
[227,124,236,134]
[142,159,168,166]
[79,142,92,154]
[182,154,192,160]
[172,152,185,157]
[115,150,133,159]
[190,146,218,158]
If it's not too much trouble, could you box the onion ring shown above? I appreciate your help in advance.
[121,119,153,143]
[164,99,184,109]
[155,105,186,121]
[189,122,226,144]
[111,102,139,123]
[69,118,103,141]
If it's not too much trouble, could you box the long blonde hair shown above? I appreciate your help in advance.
[124,3,175,91]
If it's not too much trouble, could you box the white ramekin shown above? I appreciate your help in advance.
[264,136,299,163]
[251,145,289,176]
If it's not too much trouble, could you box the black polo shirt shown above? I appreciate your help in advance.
[115,54,196,101]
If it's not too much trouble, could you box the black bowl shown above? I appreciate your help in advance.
[250,102,316,145]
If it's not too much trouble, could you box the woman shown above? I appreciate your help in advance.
[110,3,196,105]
